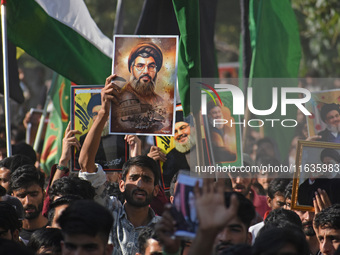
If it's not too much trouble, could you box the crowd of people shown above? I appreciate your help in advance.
[1,65,340,255]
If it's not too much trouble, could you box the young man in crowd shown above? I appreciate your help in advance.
[78,75,161,255]
[0,201,22,243]
[10,165,47,245]
[228,154,270,219]
[314,204,340,255]
[58,200,114,255]
[136,227,162,255]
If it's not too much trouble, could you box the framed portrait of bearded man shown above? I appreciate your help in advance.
[305,89,340,143]
[109,35,178,136]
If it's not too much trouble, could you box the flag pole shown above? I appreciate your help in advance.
[33,72,57,152]
[113,0,124,35]
[1,0,12,156]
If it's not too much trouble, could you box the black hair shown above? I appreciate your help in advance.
[220,244,252,255]
[106,182,125,204]
[264,208,302,229]
[253,226,310,255]
[0,185,6,196]
[225,192,255,229]
[47,194,83,226]
[58,200,113,242]
[0,154,35,172]
[48,176,95,201]
[314,204,340,230]
[12,142,37,163]
[27,228,62,254]
[284,180,293,200]
[10,165,45,191]
[137,226,159,254]
[267,178,290,199]
[255,155,281,168]
[122,156,160,186]
[0,202,22,233]
[0,239,35,255]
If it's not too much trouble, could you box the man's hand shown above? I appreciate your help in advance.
[306,135,322,141]
[313,188,331,214]
[155,204,181,253]
[102,74,122,114]
[194,178,238,235]
[125,135,141,157]
[147,146,167,162]
[59,122,82,167]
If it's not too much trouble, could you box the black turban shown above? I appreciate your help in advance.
[128,42,163,73]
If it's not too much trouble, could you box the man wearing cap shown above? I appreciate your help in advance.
[122,42,164,106]
[318,103,340,143]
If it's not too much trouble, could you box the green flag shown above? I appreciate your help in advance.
[172,0,202,116]
[40,75,70,174]
[249,0,302,162]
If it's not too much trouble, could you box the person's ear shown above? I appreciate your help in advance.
[266,195,272,208]
[170,195,174,204]
[119,179,125,193]
[153,184,160,197]
[12,229,20,242]
[105,243,114,255]
[247,232,252,245]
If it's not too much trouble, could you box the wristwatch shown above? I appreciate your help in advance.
[56,165,69,173]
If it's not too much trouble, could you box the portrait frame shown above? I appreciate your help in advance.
[202,89,243,168]
[70,85,128,172]
[291,140,340,211]
[172,171,202,240]
[305,89,340,139]
[109,35,178,136]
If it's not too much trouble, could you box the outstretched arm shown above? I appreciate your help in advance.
[51,121,81,184]
[125,135,142,157]
[188,179,239,255]
[79,74,120,173]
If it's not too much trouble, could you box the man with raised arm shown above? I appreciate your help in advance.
[78,75,160,255]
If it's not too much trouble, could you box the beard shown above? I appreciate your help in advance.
[175,133,196,153]
[327,123,340,133]
[302,221,315,236]
[214,241,234,255]
[24,198,44,220]
[131,74,156,97]
[124,187,154,208]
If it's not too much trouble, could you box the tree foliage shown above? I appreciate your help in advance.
[292,0,340,76]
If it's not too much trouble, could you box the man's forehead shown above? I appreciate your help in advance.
[135,55,155,64]
[13,183,43,193]
[225,216,246,229]
[127,165,154,177]
[317,227,340,235]
[0,167,10,175]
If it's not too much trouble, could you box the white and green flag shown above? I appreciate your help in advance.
[7,0,112,84]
